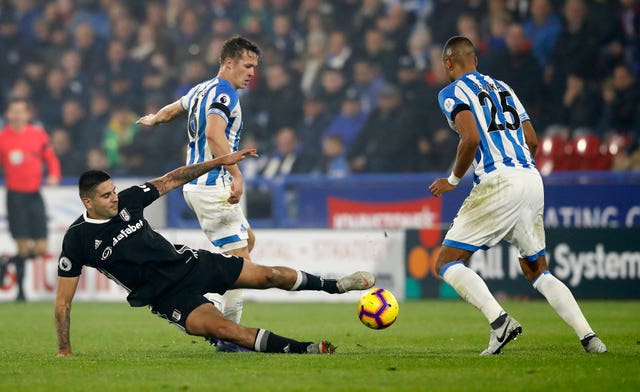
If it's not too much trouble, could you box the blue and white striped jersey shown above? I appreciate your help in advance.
[438,72,536,183]
[180,77,242,188]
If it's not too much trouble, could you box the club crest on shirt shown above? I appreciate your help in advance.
[119,208,131,222]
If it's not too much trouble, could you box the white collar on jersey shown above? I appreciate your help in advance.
[83,211,111,224]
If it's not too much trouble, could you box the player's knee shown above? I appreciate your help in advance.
[259,266,279,288]
[247,230,256,252]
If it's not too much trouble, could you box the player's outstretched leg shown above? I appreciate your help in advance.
[186,303,335,354]
[234,260,375,294]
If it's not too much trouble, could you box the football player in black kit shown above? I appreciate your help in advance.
[54,148,375,356]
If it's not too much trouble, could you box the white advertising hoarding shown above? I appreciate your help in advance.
[0,229,405,302]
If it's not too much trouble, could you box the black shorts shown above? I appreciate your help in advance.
[149,251,244,330]
[7,191,47,239]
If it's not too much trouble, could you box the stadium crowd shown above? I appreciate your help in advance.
[1,0,640,179]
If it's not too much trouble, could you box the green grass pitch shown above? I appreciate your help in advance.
[1,300,638,391]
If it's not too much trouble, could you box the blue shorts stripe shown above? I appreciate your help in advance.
[443,239,488,252]
[524,249,546,262]
[213,234,242,247]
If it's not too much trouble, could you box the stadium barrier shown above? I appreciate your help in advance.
[0,229,406,302]
[1,171,639,301]
[168,172,640,228]
[405,228,640,300]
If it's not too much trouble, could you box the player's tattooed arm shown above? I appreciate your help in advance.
[54,276,79,357]
[55,306,72,355]
[149,148,258,196]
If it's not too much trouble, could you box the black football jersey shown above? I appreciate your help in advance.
[58,183,199,306]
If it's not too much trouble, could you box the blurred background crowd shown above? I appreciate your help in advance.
[1,0,640,179]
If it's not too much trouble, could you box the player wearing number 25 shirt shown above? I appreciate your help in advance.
[428,36,606,356]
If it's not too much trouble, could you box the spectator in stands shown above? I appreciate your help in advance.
[560,74,603,131]
[0,12,28,97]
[406,24,432,71]
[487,23,542,112]
[456,13,489,62]
[260,126,308,178]
[50,127,86,176]
[351,59,387,114]
[111,9,138,48]
[141,51,176,100]
[72,22,105,78]
[522,0,563,67]
[600,63,640,134]
[103,40,142,96]
[317,66,348,115]
[315,135,349,178]
[36,67,71,129]
[254,63,302,137]
[12,0,42,42]
[21,55,47,101]
[547,0,600,86]
[324,87,367,152]
[297,32,326,97]
[85,90,111,149]
[60,49,90,99]
[351,0,385,39]
[604,0,640,76]
[103,104,139,173]
[394,55,431,130]
[376,3,412,56]
[296,92,333,172]
[59,98,88,144]
[271,13,300,61]
[174,58,209,99]
[348,83,416,173]
[427,0,467,46]
[326,30,354,72]
[359,28,396,77]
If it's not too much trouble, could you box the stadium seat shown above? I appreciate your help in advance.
[567,134,606,170]
[602,133,631,156]
[535,135,570,173]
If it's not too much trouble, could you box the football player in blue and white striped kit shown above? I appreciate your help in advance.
[429,36,606,355]
[136,36,260,351]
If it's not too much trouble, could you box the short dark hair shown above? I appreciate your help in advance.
[79,170,111,198]
[443,36,475,61]
[219,36,261,64]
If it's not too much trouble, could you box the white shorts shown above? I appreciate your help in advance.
[183,187,250,252]
[444,169,546,260]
